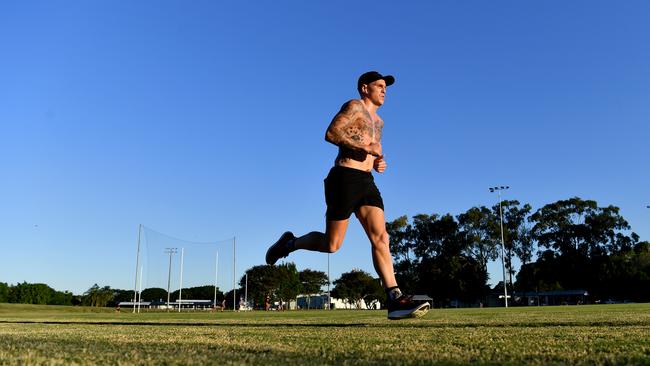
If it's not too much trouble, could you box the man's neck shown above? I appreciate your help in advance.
[360,98,379,115]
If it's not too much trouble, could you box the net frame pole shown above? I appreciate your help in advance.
[233,237,236,311]
[133,224,142,313]
[178,247,184,313]
[213,251,219,307]
[496,188,509,308]
[137,265,143,313]
[327,253,331,310]
[164,247,177,311]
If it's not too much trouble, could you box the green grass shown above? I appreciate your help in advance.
[1,303,649,365]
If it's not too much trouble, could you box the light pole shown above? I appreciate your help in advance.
[327,253,331,310]
[164,247,178,311]
[489,186,510,308]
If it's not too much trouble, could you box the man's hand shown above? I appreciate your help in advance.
[367,142,382,157]
[373,155,387,173]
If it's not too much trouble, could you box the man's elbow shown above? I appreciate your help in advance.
[325,131,335,144]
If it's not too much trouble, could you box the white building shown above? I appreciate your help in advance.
[295,294,381,310]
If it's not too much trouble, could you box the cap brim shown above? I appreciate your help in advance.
[383,75,395,86]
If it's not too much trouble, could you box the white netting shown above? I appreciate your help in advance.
[134,225,235,304]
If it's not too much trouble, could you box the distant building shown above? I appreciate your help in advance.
[487,290,589,306]
[118,299,214,310]
[295,294,383,310]
[514,290,589,306]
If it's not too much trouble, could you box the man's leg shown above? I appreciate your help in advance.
[266,219,349,265]
[354,206,397,288]
[356,205,429,319]
[294,219,349,253]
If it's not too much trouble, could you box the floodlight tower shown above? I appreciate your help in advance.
[165,247,178,311]
[489,186,510,308]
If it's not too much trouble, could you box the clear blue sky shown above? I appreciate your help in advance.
[1,1,648,295]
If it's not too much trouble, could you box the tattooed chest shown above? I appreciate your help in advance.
[344,117,383,143]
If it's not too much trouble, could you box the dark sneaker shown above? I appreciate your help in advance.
[265,231,296,265]
[387,295,430,320]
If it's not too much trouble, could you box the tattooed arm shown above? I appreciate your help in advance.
[325,100,382,156]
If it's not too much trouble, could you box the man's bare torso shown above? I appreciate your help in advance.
[326,99,384,172]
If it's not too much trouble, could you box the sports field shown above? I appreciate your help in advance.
[1,303,649,365]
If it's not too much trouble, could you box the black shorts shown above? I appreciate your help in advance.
[324,166,384,221]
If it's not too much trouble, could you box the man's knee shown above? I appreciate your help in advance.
[325,219,349,253]
[371,231,390,250]
[327,236,344,253]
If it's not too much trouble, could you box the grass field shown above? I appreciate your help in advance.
[1,303,649,365]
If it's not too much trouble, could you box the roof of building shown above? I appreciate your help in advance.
[514,290,589,297]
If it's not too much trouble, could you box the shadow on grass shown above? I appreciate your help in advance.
[1,320,647,328]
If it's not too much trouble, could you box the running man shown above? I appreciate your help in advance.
[266,71,429,320]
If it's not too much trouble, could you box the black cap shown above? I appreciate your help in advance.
[357,71,395,92]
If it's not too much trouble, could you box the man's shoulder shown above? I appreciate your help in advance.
[344,99,362,106]
[339,99,363,112]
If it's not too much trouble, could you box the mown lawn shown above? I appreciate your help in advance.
[1,303,649,365]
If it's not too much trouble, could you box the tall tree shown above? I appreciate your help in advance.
[111,289,135,306]
[10,282,55,305]
[363,277,387,309]
[332,269,382,309]
[48,290,73,306]
[518,198,646,300]
[515,250,565,293]
[240,265,281,307]
[178,285,221,300]
[141,287,167,302]
[299,269,328,294]
[496,200,532,287]
[386,215,417,294]
[457,206,499,273]
[299,269,328,309]
[388,213,490,305]
[0,282,9,303]
[83,284,114,307]
[514,219,535,270]
[275,263,302,306]
[530,197,633,258]
[411,213,444,259]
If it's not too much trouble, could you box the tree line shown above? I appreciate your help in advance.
[0,282,75,305]
[236,263,383,309]
[0,282,230,308]
[0,282,139,307]
[387,196,649,306]
[0,267,384,310]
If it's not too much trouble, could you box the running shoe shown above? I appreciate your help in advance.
[387,295,430,320]
[265,231,296,265]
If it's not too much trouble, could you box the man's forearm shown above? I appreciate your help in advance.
[325,130,370,153]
